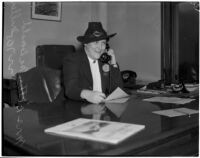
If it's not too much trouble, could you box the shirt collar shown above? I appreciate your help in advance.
[87,56,97,64]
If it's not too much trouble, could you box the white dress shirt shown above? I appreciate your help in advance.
[87,56,102,92]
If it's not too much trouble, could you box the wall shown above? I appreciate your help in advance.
[107,2,161,82]
[3,2,161,82]
[3,2,94,78]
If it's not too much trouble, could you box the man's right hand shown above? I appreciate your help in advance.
[81,90,106,104]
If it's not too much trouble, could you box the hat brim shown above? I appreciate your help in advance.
[77,33,117,43]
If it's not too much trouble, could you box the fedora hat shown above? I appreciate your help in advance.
[77,22,116,44]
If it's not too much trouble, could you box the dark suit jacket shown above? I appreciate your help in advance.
[62,48,123,101]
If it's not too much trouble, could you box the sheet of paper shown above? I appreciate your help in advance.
[105,103,128,117]
[105,87,129,101]
[185,84,199,92]
[105,97,129,103]
[152,108,199,117]
[153,109,185,117]
[137,86,167,94]
[137,89,161,95]
[175,107,199,115]
[143,96,195,104]
[137,89,167,95]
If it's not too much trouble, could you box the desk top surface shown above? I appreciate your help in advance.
[3,92,199,155]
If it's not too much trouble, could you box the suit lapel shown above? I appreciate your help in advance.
[80,49,93,87]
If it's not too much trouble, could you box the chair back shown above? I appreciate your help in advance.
[36,45,75,70]
[16,67,62,104]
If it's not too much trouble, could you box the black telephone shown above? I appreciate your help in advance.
[99,43,111,63]
[121,70,137,89]
[121,70,137,83]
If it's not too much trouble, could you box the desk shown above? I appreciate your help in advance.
[3,92,199,156]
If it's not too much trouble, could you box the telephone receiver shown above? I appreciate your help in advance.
[99,43,111,63]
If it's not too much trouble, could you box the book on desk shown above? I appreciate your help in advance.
[45,118,145,145]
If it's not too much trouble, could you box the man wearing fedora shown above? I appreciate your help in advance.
[63,22,123,104]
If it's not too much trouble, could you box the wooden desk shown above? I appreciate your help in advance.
[3,93,199,156]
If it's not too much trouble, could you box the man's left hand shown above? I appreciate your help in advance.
[107,49,117,65]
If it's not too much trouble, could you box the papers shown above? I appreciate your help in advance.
[137,86,167,95]
[185,84,199,92]
[143,96,195,104]
[137,89,160,95]
[152,108,199,117]
[45,118,145,145]
[105,97,129,103]
[105,87,129,103]
[99,87,129,118]
[105,103,128,117]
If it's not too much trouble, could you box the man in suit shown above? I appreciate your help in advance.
[63,22,123,104]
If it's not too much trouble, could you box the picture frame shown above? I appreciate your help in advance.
[31,2,62,21]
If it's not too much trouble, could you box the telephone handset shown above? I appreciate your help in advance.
[99,43,111,63]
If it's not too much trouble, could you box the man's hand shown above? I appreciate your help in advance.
[81,90,106,104]
[107,49,117,65]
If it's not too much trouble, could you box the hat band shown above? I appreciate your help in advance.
[83,35,107,44]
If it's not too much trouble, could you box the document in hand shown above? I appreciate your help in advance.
[45,118,145,145]
[105,87,130,103]
[105,103,128,117]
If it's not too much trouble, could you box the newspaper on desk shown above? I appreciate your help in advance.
[143,96,195,104]
[45,118,145,144]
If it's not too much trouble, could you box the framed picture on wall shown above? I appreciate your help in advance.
[31,2,62,21]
